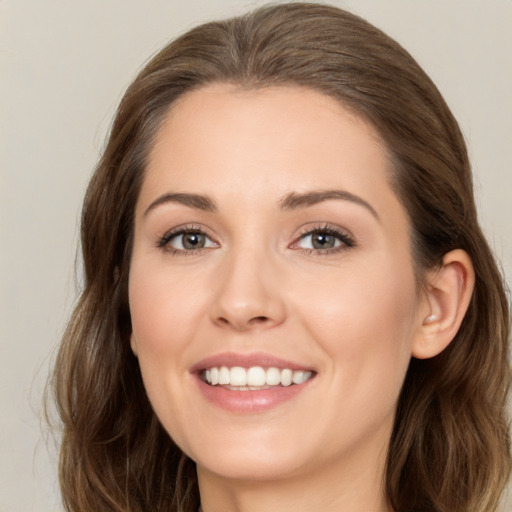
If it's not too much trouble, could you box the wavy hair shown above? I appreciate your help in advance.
[50,3,510,511]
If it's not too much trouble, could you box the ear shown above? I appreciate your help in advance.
[130,333,138,357]
[412,249,475,359]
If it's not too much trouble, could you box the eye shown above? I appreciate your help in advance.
[293,225,355,253]
[158,227,217,253]
[299,232,341,250]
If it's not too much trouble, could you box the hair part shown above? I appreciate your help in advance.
[50,3,510,511]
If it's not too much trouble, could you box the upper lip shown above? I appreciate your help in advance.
[190,352,315,373]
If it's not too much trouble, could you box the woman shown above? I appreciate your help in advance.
[51,3,510,511]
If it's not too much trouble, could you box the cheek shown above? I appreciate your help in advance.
[128,262,204,445]
[297,259,417,398]
[129,260,207,358]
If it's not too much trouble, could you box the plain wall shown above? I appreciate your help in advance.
[1,1,510,510]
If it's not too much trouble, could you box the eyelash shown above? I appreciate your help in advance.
[156,223,356,255]
[293,224,356,255]
[157,224,217,255]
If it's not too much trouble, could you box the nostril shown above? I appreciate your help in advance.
[215,315,271,330]
[249,316,270,324]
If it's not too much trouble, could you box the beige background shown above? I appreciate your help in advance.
[1,1,510,510]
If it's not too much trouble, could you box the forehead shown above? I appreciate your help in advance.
[142,84,393,203]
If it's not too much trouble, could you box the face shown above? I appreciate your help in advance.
[129,84,428,484]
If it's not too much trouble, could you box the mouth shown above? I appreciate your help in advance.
[201,365,314,390]
[192,353,316,412]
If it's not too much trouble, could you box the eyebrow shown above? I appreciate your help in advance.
[279,189,379,220]
[143,188,379,220]
[144,192,217,217]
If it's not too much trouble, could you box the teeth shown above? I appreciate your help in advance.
[266,367,281,385]
[292,370,305,385]
[203,365,313,388]
[247,366,266,386]
[230,367,246,386]
[281,369,292,387]
[218,366,230,385]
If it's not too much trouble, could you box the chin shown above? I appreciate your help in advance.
[185,428,314,481]
[197,451,307,482]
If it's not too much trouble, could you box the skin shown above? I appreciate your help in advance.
[128,84,465,512]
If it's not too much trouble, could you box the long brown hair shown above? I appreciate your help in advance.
[50,3,511,511]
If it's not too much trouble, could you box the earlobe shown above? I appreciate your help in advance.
[412,249,475,359]
[130,333,138,357]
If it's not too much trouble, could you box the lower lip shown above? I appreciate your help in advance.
[194,376,313,413]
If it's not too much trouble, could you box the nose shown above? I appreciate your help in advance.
[209,248,286,332]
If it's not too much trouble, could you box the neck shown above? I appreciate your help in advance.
[197,444,392,512]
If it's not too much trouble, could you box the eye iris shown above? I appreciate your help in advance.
[182,232,205,249]
[312,232,336,249]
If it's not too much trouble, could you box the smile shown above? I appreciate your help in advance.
[192,354,316,412]
[203,366,314,389]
